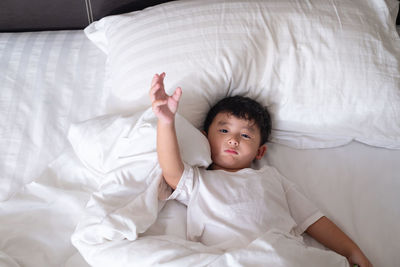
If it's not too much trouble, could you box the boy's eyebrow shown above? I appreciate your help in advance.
[217,121,229,126]
[244,125,256,133]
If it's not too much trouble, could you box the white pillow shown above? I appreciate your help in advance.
[383,0,399,25]
[85,0,400,149]
[68,108,211,175]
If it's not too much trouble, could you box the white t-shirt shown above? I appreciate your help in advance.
[165,163,323,250]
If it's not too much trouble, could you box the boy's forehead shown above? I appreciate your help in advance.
[214,112,257,130]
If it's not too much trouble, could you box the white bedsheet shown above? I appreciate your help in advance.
[0,30,108,201]
[264,142,400,266]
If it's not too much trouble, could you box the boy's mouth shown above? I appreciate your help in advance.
[224,149,238,155]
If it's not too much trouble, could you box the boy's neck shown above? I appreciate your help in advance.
[209,163,249,172]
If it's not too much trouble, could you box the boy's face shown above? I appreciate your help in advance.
[206,112,266,172]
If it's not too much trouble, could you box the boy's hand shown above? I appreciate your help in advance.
[348,250,373,267]
[149,72,182,124]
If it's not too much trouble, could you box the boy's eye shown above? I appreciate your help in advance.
[219,129,228,133]
[241,134,251,139]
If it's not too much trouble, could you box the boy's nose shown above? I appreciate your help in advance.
[228,136,239,146]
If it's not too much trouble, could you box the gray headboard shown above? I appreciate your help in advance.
[0,0,399,32]
[0,0,175,32]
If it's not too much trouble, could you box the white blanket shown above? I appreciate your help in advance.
[70,109,349,267]
[0,147,96,267]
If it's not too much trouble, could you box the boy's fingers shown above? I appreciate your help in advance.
[160,72,166,84]
[151,74,159,87]
[172,87,182,102]
[149,83,162,100]
[151,73,164,88]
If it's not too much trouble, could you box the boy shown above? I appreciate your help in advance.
[149,73,372,267]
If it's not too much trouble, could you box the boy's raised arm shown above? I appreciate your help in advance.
[149,73,184,189]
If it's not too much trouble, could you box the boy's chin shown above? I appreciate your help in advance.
[212,159,251,171]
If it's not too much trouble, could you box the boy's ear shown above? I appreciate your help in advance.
[255,144,267,160]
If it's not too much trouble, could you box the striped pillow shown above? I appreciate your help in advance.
[0,30,107,200]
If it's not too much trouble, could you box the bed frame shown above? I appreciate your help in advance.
[0,0,399,32]
[0,0,174,32]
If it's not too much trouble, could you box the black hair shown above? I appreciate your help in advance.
[203,95,272,145]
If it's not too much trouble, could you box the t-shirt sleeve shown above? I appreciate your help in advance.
[162,162,196,206]
[280,173,324,235]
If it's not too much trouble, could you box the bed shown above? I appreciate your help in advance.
[1,0,399,266]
